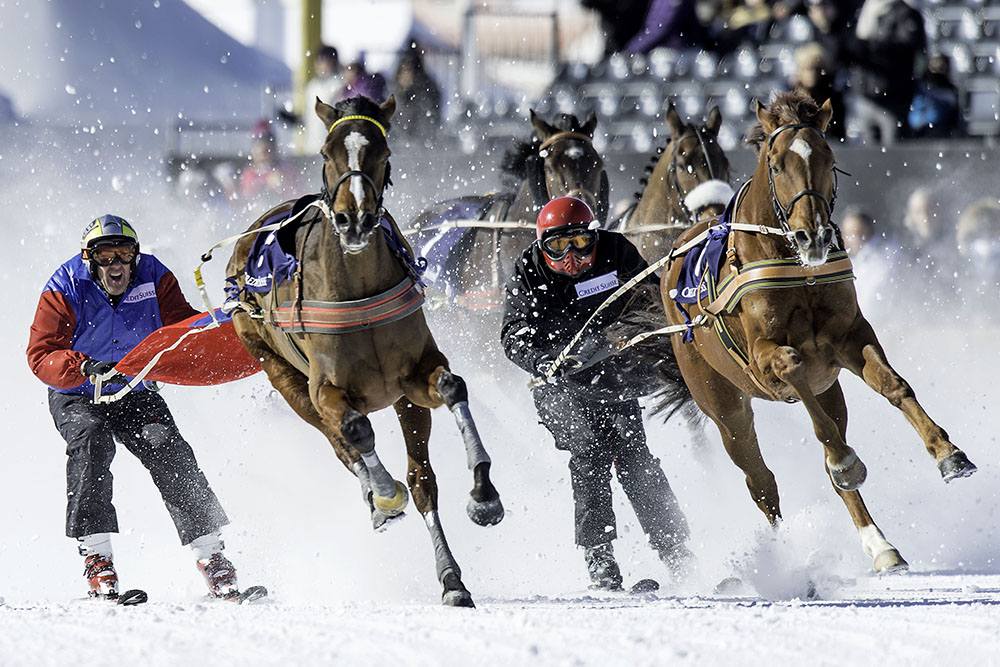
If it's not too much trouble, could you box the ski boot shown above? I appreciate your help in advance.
[84,554,119,600]
[584,543,623,591]
[197,552,239,601]
[658,542,696,580]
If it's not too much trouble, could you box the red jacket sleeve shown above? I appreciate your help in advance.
[157,271,200,326]
[26,290,89,389]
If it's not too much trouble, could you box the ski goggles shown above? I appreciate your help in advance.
[540,230,598,260]
[86,243,139,267]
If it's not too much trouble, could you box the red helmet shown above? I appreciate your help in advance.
[536,197,598,277]
[536,196,597,240]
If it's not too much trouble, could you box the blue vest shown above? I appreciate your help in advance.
[42,253,170,395]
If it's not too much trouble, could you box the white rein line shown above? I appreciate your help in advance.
[402,219,537,235]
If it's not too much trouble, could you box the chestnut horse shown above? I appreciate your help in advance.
[616,103,734,264]
[225,96,503,606]
[409,111,608,323]
[661,91,977,573]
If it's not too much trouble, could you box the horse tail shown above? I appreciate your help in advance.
[605,284,697,422]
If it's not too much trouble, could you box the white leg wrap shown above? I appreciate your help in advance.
[425,510,461,582]
[361,450,397,498]
[858,524,896,560]
[450,401,491,470]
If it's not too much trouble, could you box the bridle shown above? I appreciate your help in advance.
[764,123,842,237]
[320,114,392,229]
[665,126,725,225]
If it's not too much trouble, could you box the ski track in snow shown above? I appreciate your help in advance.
[3,121,999,664]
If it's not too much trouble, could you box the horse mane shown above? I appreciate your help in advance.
[744,90,821,156]
[332,96,393,133]
[499,113,589,189]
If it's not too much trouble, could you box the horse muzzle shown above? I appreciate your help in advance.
[791,223,835,267]
[333,210,380,254]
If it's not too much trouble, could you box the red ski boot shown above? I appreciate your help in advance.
[84,554,119,600]
[197,552,239,601]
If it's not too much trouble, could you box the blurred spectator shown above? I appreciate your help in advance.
[907,52,962,139]
[803,0,854,84]
[304,45,344,151]
[897,187,961,297]
[790,42,846,140]
[582,0,653,56]
[238,120,299,201]
[392,44,442,138]
[841,207,897,312]
[956,198,1000,289]
[846,0,926,146]
[341,60,389,104]
[716,0,772,52]
[622,0,706,53]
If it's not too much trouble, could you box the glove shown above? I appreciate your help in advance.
[81,359,129,385]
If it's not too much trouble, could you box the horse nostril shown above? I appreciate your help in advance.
[794,230,810,246]
[334,212,351,231]
[822,228,834,246]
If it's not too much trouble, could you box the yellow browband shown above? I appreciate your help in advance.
[328,115,387,137]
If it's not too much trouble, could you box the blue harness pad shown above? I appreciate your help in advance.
[413,198,492,291]
[672,193,736,341]
[243,209,299,294]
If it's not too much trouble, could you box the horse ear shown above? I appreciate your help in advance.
[665,103,684,139]
[581,111,598,137]
[754,99,778,134]
[815,98,833,133]
[530,109,555,141]
[706,106,722,136]
[315,97,338,129]
[380,95,397,121]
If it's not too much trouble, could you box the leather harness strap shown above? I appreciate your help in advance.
[266,277,425,334]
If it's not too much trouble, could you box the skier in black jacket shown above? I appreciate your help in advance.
[501,196,691,590]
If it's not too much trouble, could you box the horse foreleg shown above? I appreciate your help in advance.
[393,398,475,607]
[840,319,977,482]
[428,367,504,527]
[677,343,782,524]
[755,340,867,491]
[815,382,908,573]
[313,384,409,529]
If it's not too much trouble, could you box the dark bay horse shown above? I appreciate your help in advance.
[225,96,503,606]
[661,91,977,573]
[615,104,733,264]
[409,111,609,322]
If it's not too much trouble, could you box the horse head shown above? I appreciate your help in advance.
[663,103,733,225]
[751,93,837,267]
[527,110,609,223]
[315,95,396,253]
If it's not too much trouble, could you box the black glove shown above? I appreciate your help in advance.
[81,359,129,385]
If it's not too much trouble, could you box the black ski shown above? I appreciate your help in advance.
[116,589,148,606]
[237,585,268,604]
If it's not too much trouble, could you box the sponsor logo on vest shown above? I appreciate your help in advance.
[681,285,706,299]
[245,273,271,288]
[122,282,156,304]
[575,271,618,299]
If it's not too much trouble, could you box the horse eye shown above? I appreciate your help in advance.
[771,165,780,174]
[320,152,330,163]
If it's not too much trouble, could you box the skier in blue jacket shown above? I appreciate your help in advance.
[27,215,246,601]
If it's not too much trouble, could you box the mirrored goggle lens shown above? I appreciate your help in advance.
[543,232,596,257]
[89,245,137,266]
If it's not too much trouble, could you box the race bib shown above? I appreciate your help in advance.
[574,271,618,299]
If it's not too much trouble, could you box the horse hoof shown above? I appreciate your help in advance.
[467,495,505,526]
[442,572,476,608]
[371,508,406,533]
[828,451,867,491]
[372,481,409,514]
[874,548,909,574]
[939,451,977,483]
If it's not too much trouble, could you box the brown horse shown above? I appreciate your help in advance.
[661,91,977,573]
[615,103,733,263]
[409,111,608,325]
[225,96,503,606]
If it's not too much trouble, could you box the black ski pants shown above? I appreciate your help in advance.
[533,385,689,551]
[48,389,229,545]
